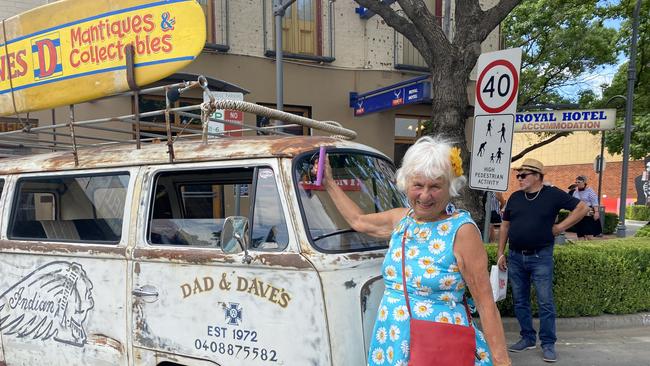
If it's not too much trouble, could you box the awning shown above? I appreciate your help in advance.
[349,75,431,116]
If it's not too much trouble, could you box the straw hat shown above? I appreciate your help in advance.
[514,158,545,174]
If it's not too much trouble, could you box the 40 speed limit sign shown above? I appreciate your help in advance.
[475,48,522,115]
[470,48,522,191]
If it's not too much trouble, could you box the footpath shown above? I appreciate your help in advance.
[500,304,650,365]
[504,325,650,366]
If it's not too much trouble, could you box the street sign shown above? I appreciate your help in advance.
[594,155,606,173]
[352,79,431,116]
[203,91,244,137]
[515,109,617,132]
[475,48,521,116]
[470,48,522,191]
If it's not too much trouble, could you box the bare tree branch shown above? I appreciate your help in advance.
[479,0,523,41]
[511,132,571,162]
[397,0,450,52]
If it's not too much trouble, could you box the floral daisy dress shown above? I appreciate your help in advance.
[367,207,492,366]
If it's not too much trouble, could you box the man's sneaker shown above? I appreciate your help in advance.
[508,338,536,352]
[542,344,557,362]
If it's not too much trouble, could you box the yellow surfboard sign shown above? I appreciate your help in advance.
[0,0,206,116]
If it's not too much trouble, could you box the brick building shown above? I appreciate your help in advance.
[508,131,645,212]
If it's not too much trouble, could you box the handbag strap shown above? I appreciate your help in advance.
[400,223,473,323]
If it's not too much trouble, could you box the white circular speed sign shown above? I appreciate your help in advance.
[476,59,519,114]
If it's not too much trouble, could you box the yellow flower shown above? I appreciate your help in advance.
[450,147,464,177]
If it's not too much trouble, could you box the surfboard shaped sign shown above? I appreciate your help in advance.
[0,0,206,116]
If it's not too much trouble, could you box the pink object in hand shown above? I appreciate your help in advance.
[316,146,326,186]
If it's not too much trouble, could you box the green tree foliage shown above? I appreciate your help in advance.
[503,0,619,107]
[352,0,522,221]
[600,0,650,159]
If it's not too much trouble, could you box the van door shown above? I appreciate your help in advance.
[131,161,331,365]
[0,170,134,365]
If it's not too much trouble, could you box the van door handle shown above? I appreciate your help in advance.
[132,285,159,298]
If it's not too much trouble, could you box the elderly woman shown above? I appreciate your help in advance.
[322,136,510,366]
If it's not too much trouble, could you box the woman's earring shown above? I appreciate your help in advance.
[445,202,456,215]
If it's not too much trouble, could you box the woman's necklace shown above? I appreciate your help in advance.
[525,188,542,201]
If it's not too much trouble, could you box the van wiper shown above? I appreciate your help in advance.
[312,228,356,241]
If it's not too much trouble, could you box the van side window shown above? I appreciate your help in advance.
[8,173,129,243]
[148,167,288,251]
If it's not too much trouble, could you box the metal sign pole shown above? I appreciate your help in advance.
[273,0,296,116]
[483,193,491,243]
[617,0,641,238]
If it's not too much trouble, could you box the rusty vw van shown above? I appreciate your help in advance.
[0,81,405,365]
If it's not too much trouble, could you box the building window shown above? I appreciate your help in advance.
[395,0,442,70]
[136,95,203,141]
[265,0,334,62]
[0,117,38,157]
[198,0,229,50]
[281,0,318,55]
[394,116,428,166]
[256,103,311,136]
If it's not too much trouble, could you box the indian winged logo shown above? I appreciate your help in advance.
[0,261,95,347]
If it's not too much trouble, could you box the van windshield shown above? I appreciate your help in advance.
[294,151,406,253]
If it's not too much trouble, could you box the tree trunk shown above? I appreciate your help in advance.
[428,62,486,229]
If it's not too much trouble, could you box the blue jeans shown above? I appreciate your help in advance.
[508,245,557,346]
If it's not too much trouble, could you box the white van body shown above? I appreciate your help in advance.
[0,136,404,366]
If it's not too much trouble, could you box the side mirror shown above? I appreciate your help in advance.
[221,216,253,264]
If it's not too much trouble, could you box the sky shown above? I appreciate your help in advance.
[558,12,625,101]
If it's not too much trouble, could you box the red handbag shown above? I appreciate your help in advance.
[400,225,477,366]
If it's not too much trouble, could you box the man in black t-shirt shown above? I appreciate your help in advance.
[497,158,588,363]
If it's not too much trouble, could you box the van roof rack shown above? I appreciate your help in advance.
[0,74,356,165]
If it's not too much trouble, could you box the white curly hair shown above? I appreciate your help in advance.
[395,136,467,197]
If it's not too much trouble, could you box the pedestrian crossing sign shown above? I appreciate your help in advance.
[469,114,515,191]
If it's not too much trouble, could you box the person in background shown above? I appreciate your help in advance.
[497,158,589,363]
[322,136,511,366]
[572,175,601,240]
[489,191,506,242]
[567,183,577,197]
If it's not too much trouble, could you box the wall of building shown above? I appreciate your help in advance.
[512,131,622,166]
[0,0,46,20]
[184,53,433,158]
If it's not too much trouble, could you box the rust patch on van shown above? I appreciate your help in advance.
[254,253,313,269]
[270,136,336,156]
[0,240,126,256]
[87,334,124,354]
[133,248,236,264]
[346,252,385,261]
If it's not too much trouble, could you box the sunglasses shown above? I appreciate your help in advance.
[516,172,535,180]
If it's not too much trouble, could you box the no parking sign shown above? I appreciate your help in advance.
[469,48,522,191]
